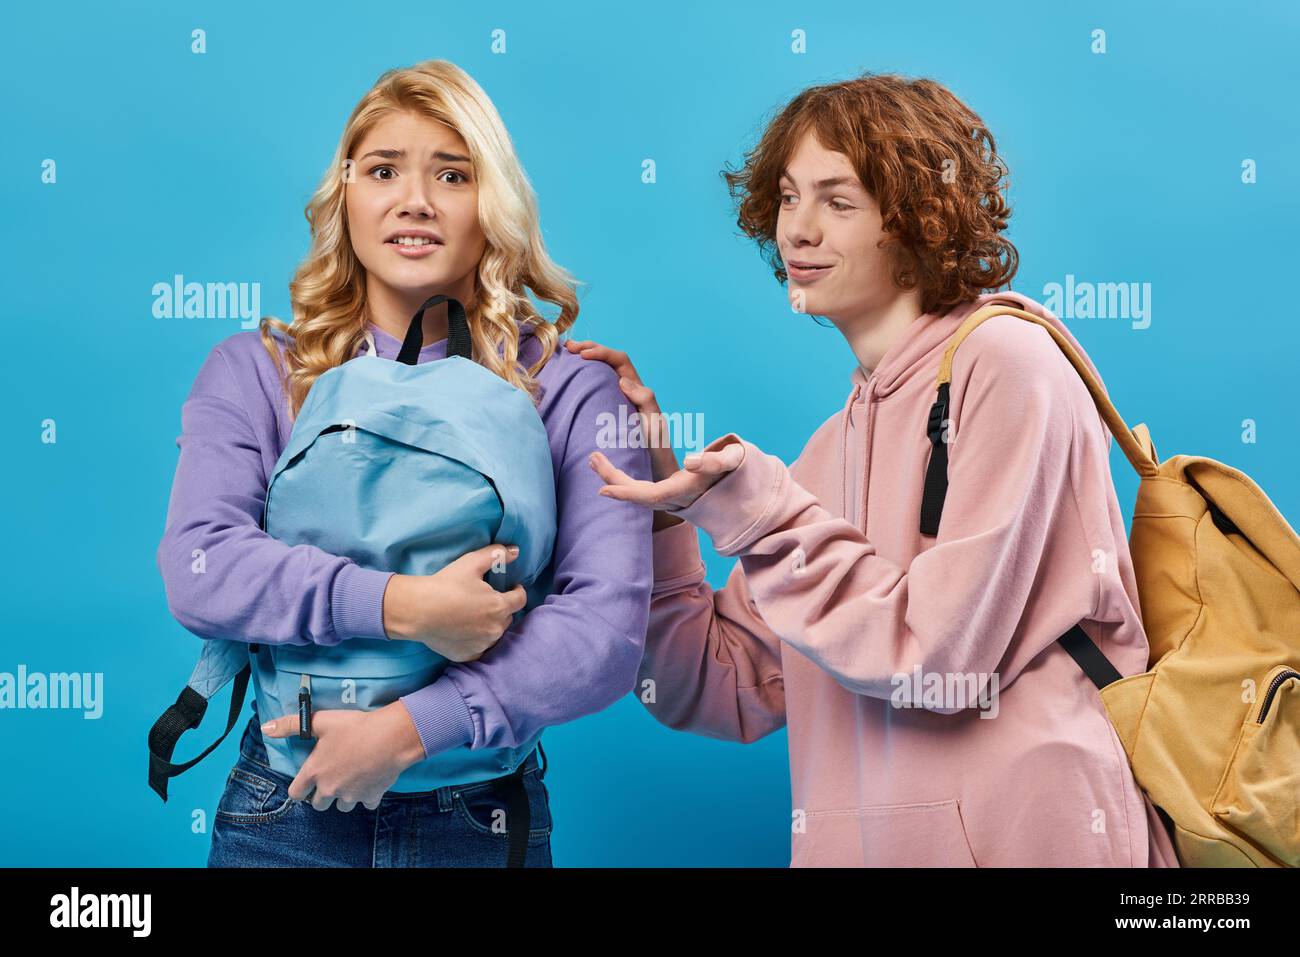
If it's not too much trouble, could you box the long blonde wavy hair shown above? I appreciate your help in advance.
[258,59,579,420]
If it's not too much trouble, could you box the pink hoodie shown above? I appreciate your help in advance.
[643,290,1181,867]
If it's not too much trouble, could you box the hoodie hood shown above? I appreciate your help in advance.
[850,290,1105,400]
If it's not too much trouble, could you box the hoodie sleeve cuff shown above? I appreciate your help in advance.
[666,433,787,555]
[400,680,475,758]
[330,563,395,642]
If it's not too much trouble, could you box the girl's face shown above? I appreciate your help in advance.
[345,111,487,312]
[776,131,902,325]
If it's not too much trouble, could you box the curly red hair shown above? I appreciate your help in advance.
[723,73,1018,315]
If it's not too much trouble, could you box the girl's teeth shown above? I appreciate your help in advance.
[393,237,434,245]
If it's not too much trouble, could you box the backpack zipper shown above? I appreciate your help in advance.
[298,673,313,738]
[1257,669,1299,723]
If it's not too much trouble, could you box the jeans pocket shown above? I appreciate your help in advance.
[215,761,299,827]
[452,767,552,844]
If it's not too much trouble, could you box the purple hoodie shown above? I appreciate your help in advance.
[156,317,653,759]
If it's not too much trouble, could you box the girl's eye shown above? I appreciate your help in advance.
[365,167,470,184]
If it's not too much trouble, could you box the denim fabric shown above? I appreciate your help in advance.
[207,708,553,867]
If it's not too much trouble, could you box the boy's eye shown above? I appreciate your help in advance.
[780,192,797,205]
[830,200,852,211]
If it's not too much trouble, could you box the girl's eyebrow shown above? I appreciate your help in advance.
[358,147,472,163]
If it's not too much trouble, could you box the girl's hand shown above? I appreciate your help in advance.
[565,338,745,523]
[383,544,527,660]
[261,702,425,812]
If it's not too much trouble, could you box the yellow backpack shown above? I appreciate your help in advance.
[919,302,1300,868]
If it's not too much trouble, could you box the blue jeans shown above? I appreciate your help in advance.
[207,707,553,867]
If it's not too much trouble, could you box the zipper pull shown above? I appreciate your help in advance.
[298,674,313,738]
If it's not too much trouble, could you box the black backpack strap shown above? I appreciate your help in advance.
[1152,802,1179,850]
[913,363,1125,689]
[147,664,251,802]
[1057,624,1174,854]
[147,640,254,802]
[918,382,951,536]
[916,297,1029,537]
[398,295,472,364]
[1056,623,1124,690]
[502,749,536,868]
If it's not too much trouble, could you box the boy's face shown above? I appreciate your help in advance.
[776,131,902,325]
[345,111,487,313]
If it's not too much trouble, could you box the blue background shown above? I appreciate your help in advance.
[1,0,1296,866]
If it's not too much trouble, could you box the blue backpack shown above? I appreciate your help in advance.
[148,297,557,852]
